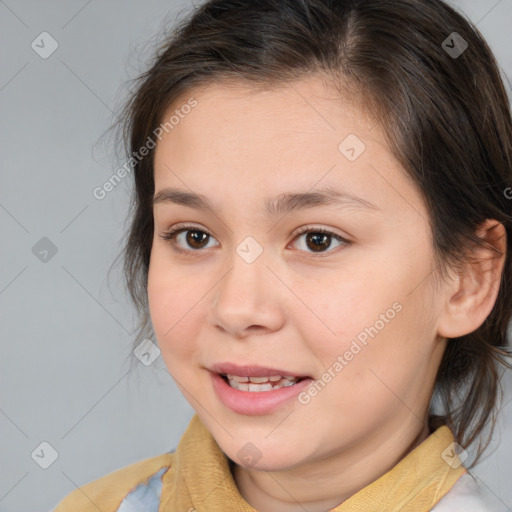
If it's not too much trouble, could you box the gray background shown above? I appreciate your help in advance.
[0,1,511,511]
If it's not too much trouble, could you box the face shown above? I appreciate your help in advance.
[148,76,447,473]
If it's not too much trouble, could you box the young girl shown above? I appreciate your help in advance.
[52,0,512,510]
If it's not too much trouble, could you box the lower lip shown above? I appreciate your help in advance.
[210,372,313,416]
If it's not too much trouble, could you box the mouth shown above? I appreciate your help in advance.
[209,362,312,393]
[210,369,314,415]
[219,373,308,392]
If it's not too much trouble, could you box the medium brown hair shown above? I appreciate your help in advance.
[111,0,512,465]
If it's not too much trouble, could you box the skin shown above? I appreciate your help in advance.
[147,75,506,512]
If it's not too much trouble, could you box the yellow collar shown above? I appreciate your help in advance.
[160,414,466,511]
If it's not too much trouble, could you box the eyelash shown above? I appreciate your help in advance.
[159,224,351,258]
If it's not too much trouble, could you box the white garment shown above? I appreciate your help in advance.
[431,472,511,511]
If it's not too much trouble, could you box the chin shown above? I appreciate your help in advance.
[218,437,309,473]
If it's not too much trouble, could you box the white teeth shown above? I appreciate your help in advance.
[226,374,249,382]
[225,375,301,392]
[249,383,273,392]
[248,376,270,383]
[225,374,301,383]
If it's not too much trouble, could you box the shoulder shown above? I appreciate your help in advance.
[430,472,509,512]
[50,451,175,512]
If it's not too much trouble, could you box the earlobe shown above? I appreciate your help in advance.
[437,220,507,339]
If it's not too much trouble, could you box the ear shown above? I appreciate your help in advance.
[437,219,507,339]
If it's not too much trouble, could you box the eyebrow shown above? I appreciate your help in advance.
[152,186,381,217]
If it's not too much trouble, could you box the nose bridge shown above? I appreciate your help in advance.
[217,236,268,307]
[209,236,283,335]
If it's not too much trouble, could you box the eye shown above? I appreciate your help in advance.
[159,224,351,257]
[290,225,350,256]
[159,224,218,255]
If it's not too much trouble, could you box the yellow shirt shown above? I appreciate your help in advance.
[52,413,468,512]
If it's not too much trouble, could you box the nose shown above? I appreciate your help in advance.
[207,245,285,338]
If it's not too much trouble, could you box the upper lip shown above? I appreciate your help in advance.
[210,362,311,379]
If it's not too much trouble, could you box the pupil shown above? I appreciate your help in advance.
[187,230,208,248]
[307,233,330,252]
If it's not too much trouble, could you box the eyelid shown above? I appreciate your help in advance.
[292,224,351,241]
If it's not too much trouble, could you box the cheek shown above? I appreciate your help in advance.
[301,300,431,433]
[294,243,436,374]
[288,263,398,351]
[147,252,202,364]
[308,280,438,422]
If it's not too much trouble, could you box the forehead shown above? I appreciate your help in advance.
[164,75,376,139]
[152,76,424,222]
[154,76,384,173]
